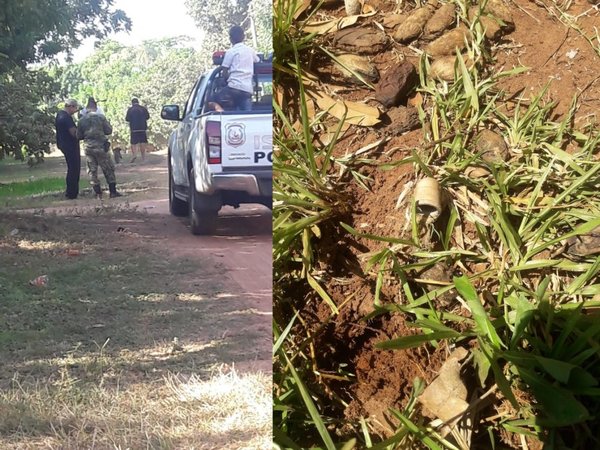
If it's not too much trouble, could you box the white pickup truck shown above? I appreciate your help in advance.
[161,53,273,234]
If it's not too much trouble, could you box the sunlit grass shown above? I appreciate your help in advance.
[0,177,86,199]
[0,367,271,450]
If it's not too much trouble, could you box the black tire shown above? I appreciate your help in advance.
[169,156,188,217]
[188,168,219,235]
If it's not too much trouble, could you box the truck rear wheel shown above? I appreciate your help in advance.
[188,169,219,235]
[169,157,188,217]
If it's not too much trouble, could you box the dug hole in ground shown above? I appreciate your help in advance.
[0,148,272,449]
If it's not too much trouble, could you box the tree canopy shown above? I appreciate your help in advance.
[0,0,131,73]
[55,38,207,148]
[185,0,272,53]
[0,0,131,159]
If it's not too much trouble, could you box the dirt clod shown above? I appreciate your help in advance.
[383,106,420,135]
[375,61,418,108]
[333,27,388,54]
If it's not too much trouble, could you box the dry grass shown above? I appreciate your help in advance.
[0,366,271,449]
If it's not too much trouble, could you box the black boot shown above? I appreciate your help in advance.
[93,184,102,199]
[109,182,122,198]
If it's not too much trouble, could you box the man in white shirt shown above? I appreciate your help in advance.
[80,97,105,117]
[217,26,259,111]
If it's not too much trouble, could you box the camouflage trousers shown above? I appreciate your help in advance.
[85,145,116,186]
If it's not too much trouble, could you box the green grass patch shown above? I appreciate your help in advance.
[0,177,86,199]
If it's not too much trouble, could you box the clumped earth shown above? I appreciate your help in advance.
[287,0,600,447]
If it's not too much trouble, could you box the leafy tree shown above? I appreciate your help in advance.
[0,0,131,73]
[0,0,131,159]
[184,0,272,53]
[56,39,207,148]
[0,68,59,160]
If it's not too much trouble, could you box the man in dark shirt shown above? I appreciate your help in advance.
[125,98,150,163]
[55,99,81,199]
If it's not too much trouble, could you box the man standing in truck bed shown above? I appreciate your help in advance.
[125,98,150,163]
[218,25,260,111]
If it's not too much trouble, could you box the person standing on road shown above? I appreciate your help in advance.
[55,99,81,200]
[217,25,259,111]
[125,98,150,163]
[76,100,122,199]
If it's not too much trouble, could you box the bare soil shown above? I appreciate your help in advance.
[293,0,600,447]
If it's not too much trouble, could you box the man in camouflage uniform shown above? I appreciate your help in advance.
[76,99,123,198]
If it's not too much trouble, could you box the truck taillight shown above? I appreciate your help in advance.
[206,121,221,164]
[212,51,225,65]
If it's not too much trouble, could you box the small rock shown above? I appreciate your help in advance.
[565,226,600,257]
[419,348,469,425]
[418,262,455,305]
[465,166,491,178]
[333,28,388,55]
[423,2,456,40]
[344,0,361,15]
[10,228,19,236]
[475,129,509,164]
[393,4,436,43]
[425,27,472,58]
[375,61,418,108]
[332,53,379,84]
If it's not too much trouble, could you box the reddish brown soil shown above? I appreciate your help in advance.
[288,0,599,447]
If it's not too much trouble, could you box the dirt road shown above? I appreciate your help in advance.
[121,194,274,373]
[13,150,273,330]
[85,150,273,372]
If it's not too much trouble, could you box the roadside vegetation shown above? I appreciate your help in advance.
[273,0,600,448]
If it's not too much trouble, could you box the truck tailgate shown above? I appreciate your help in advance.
[219,113,272,168]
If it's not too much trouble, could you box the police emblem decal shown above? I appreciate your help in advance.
[225,123,246,147]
